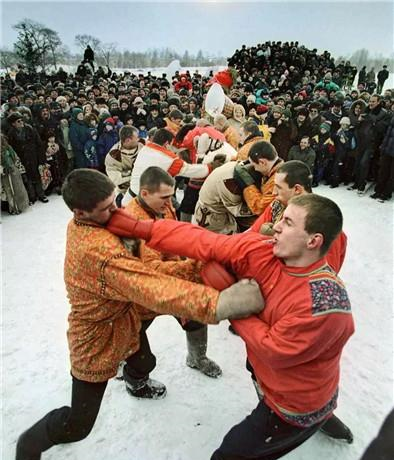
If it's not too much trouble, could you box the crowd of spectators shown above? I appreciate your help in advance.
[1,40,393,216]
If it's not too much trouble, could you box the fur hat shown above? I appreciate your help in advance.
[339,117,351,126]
[133,97,144,106]
[297,107,309,117]
[272,105,284,114]
[7,112,23,124]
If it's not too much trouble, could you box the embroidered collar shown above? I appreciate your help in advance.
[281,258,330,277]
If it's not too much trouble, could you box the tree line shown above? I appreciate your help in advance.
[1,19,393,74]
[0,19,226,73]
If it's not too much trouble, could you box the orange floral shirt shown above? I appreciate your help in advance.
[65,219,219,382]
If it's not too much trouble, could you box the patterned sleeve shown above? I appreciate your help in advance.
[103,253,218,324]
[243,176,275,215]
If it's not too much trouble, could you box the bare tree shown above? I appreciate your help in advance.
[0,48,18,72]
[74,34,101,53]
[99,42,117,67]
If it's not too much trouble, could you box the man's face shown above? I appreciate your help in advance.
[299,138,309,150]
[141,184,174,214]
[369,96,379,110]
[250,158,268,176]
[272,204,310,263]
[273,172,296,205]
[77,192,117,226]
[122,133,139,149]
[239,127,248,145]
[297,114,306,123]
[171,117,183,127]
[333,105,341,114]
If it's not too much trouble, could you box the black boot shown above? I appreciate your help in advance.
[123,366,166,399]
[16,412,56,460]
[319,414,353,443]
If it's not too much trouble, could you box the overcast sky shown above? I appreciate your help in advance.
[1,1,393,59]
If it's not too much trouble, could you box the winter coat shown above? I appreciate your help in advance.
[97,130,119,163]
[237,135,264,161]
[7,124,45,181]
[1,144,29,213]
[269,120,295,161]
[380,115,394,157]
[288,145,316,171]
[105,141,143,195]
[69,110,90,168]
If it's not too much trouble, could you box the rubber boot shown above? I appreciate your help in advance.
[16,411,57,460]
[186,326,222,378]
[123,366,167,400]
[319,414,354,443]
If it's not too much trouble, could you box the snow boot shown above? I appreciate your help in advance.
[319,414,353,443]
[16,411,57,460]
[123,366,167,399]
[186,327,222,378]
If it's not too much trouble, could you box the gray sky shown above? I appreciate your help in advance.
[1,1,393,58]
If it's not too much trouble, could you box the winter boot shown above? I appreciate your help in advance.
[16,411,56,460]
[123,366,167,399]
[186,327,222,378]
[319,414,354,443]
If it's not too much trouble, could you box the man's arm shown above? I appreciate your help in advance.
[243,174,276,216]
[231,308,354,369]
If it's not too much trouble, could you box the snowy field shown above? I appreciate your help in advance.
[1,184,393,460]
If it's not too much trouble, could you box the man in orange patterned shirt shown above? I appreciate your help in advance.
[16,169,263,460]
[125,166,222,378]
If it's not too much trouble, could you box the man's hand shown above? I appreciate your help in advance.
[259,222,275,236]
[107,208,154,239]
[215,279,264,321]
[233,163,256,190]
[210,154,226,170]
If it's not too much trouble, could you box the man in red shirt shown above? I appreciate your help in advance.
[108,193,355,460]
[249,160,351,442]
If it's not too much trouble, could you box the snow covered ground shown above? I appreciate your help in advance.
[1,184,393,460]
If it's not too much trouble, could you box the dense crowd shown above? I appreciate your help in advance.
[1,40,393,216]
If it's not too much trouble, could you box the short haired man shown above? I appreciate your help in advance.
[108,193,355,460]
[236,120,263,161]
[164,109,184,136]
[105,126,143,205]
[16,169,263,459]
[124,128,218,205]
[288,136,316,172]
[234,140,283,215]
[126,166,222,378]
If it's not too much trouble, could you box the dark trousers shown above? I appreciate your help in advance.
[354,146,374,188]
[45,320,156,445]
[22,174,45,202]
[375,154,394,198]
[211,400,323,460]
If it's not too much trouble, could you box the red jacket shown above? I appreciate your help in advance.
[144,220,355,427]
[250,200,348,273]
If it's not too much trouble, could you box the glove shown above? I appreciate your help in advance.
[233,163,256,191]
[107,208,154,239]
[215,279,264,321]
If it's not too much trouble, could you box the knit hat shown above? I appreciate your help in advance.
[108,98,119,107]
[320,121,332,132]
[272,105,284,114]
[324,72,333,81]
[104,117,116,126]
[133,97,144,106]
[256,104,268,115]
[283,108,292,119]
[7,112,23,124]
[340,117,351,126]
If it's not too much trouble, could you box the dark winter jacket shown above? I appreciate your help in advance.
[380,115,394,157]
[7,123,45,180]
[97,130,119,162]
[69,109,90,168]
[287,145,316,171]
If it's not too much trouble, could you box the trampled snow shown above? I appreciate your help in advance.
[2,184,393,460]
